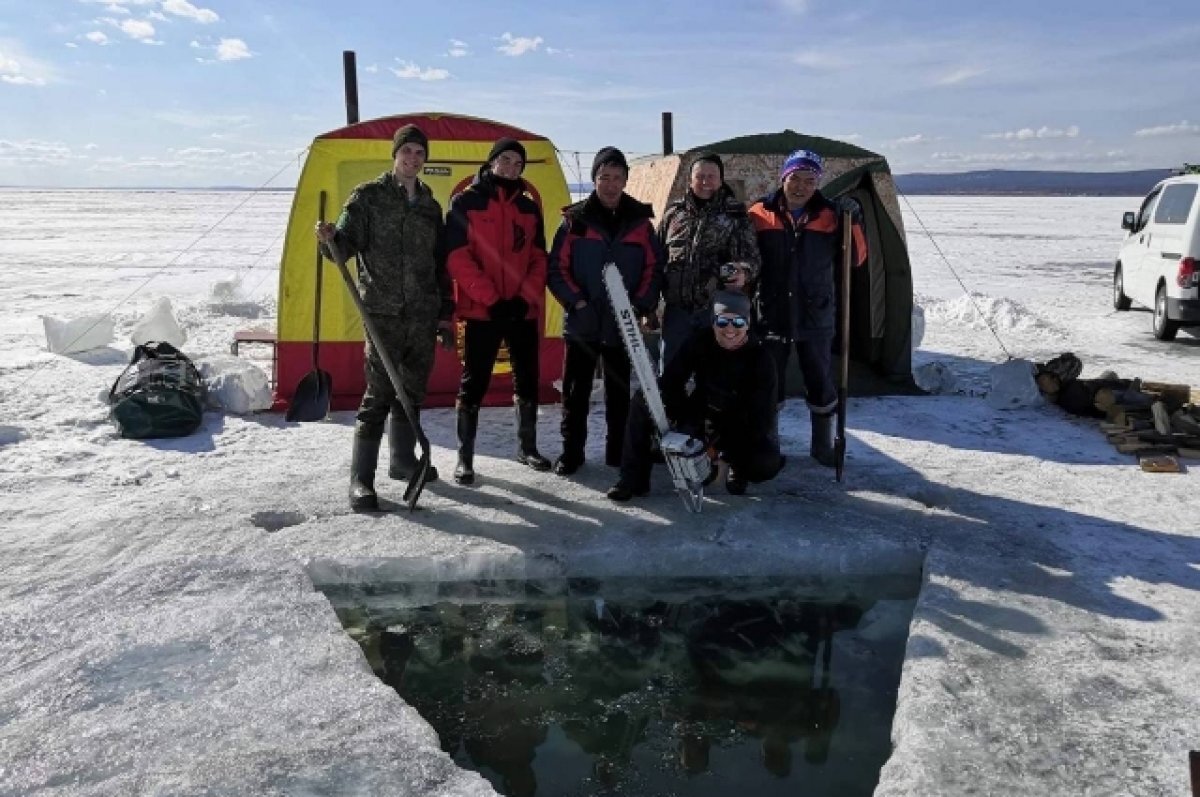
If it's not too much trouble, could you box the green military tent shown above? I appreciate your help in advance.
[626,130,919,395]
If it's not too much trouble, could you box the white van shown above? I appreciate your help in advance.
[1113,174,1200,340]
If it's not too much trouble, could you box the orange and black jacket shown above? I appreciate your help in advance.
[446,168,548,322]
[547,193,663,346]
[748,188,867,341]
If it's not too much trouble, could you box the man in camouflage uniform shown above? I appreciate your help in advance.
[658,152,761,369]
[316,124,454,511]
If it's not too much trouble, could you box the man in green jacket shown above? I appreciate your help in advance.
[316,124,455,510]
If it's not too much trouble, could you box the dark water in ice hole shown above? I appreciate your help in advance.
[327,575,917,797]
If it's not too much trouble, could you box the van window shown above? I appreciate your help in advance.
[1153,184,1197,225]
[1135,189,1160,232]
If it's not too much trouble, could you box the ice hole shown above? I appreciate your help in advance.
[320,571,919,797]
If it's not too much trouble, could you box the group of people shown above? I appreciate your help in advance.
[316,124,866,511]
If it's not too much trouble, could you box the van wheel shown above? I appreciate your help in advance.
[1112,265,1132,311]
[1153,284,1179,341]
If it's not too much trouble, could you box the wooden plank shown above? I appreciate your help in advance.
[1116,441,1177,455]
[1139,454,1182,473]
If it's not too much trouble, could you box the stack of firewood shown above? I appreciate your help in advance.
[1035,353,1200,472]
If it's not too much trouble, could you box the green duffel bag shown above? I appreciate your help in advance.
[108,341,205,439]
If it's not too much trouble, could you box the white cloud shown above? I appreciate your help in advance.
[84,31,111,45]
[363,64,378,73]
[778,0,809,13]
[105,17,158,42]
[829,133,862,142]
[162,0,219,24]
[793,51,847,71]
[497,32,543,57]
[893,134,934,146]
[154,110,251,128]
[447,39,469,58]
[390,60,450,81]
[215,38,252,61]
[0,138,73,165]
[0,47,50,86]
[1134,121,1200,138]
[936,66,984,86]
[930,149,1126,166]
[148,10,166,21]
[985,125,1081,141]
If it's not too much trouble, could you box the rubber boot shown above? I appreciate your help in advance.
[515,399,551,471]
[810,410,837,468]
[388,407,438,482]
[454,403,480,485]
[349,429,381,512]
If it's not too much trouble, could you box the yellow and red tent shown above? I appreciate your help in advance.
[275,112,570,411]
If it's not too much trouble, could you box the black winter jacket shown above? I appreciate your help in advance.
[748,189,866,341]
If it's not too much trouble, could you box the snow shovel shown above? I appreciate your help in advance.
[324,238,432,510]
[286,190,333,422]
[835,208,853,483]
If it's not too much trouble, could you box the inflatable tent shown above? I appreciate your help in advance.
[274,113,571,412]
[626,130,918,394]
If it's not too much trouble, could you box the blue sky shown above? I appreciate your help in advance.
[2,0,1198,187]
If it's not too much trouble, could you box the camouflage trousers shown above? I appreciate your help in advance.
[356,312,438,436]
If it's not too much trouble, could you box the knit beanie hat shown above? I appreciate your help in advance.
[780,148,824,182]
[486,138,527,171]
[392,124,429,157]
[712,290,752,320]
[591,146,629,180]
[691,151,725,181]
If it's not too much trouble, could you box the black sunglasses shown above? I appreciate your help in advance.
[714,316,748,329]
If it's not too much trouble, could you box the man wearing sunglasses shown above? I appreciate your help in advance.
[748,149,867,467]
[608,289,784,500]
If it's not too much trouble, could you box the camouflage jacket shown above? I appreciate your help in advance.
[330,171,453,321]
[657,184,761,312]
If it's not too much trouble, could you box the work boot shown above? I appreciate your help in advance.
[515,399,551,471]
[554,450,585,476]
[725,466,747,495]
[810,410,837,468]
[454,403,480,485]
[388,409,439,483]
[349,430,382,512]
[606,477,650,502]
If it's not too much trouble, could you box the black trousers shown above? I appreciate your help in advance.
[619,389,784,487]
[560,338,631,464]
[457,318,540,407]
[764,336,837,412]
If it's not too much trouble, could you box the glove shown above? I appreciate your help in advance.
[487,300,508,322]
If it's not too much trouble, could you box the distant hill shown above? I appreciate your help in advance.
[894,169,1174,197]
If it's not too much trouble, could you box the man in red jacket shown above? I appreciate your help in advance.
[446,138,552,484]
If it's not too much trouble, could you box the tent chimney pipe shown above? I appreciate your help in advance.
[662,112,674,155]
[343,50,359,125]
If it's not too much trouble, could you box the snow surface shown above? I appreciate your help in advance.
[1,190,1198,796]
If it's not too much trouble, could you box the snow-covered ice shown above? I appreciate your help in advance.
[1,191,1197,796]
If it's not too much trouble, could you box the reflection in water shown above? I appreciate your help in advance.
[339,578,913,797]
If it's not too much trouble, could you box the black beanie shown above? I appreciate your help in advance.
[591,146,629,180]
[691,151,724,180]
[712,290,752,320]
[486,138,526,170]
[391,124,429,157]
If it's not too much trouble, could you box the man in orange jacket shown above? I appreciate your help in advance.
[446,138,552,484]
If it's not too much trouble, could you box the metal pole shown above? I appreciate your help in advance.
[343,50,359,125]
[662,111,674,156]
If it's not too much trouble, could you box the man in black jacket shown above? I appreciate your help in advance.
[748,149,866,467]
[546,147,663,476]
[607,291,784,501]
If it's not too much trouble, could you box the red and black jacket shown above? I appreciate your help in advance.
[748,188,867,341]
[547,193,663,346]
[445,169,548,322]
